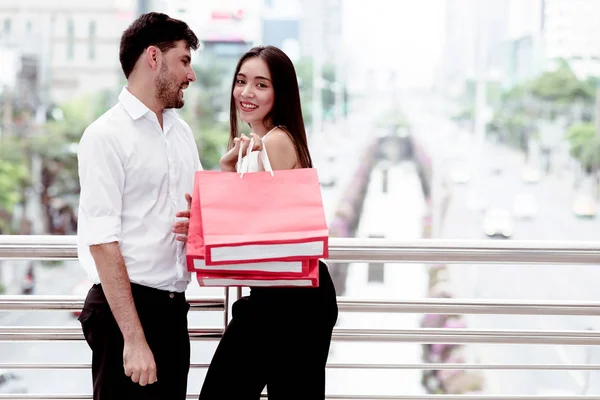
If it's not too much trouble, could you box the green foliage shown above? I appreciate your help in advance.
[378,108,410,129]
[194,124,229,170]
[0,136,30,232]
[29,95,101,200]
[567,122,600,171]
[184,63,231,170]
[529,61,594,103]
[293,57,340,124]
[0,159,28,214]
[451,107,474,122]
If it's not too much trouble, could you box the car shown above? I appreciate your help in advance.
[466,189,488,212]
[573,193,596,218]
[317,165,336,187]
[482,207,513,238]
[490,165,502,175]
[0,370,26,394]
[512,193,537,219]
[449,165,471,184]
[71,279,92,317]
[521,165,541,183]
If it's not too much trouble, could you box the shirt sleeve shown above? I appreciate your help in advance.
[77,129,125,246]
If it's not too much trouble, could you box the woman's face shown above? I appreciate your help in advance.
[233,57,275,129]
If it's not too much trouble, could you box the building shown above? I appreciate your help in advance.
[0,0,140,105]
[486,0,600,88]
[261,0,301,61]
[439,0,510,95]
[299,0,342,63]
[541,0,600,78]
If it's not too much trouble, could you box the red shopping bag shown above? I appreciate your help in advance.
[186,172,312,275]
[195,147,328,266]
[186,170,214,272]
[196,258,320,287]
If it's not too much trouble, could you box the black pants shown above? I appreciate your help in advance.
[79,283,191,400]
[199,260,339,400]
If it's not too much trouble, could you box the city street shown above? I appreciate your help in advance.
[400,93,600,395]
[441,138,600,396]
[327,161,428,396]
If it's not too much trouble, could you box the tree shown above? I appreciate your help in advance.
[181,63,231,170]
[529,60,593,104]
[29,94,102,233]
[293,57,340,124]
[0,160,28,233]
[295,57,314,126]
[567,122,598,172]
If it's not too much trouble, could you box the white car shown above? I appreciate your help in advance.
[521,165,541,183]
[512,193,537,219]
[573,193,597,218]
[449,165,471,184]
[482,208,513,238]
[317,166,336,187]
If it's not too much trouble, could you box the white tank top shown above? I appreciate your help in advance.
[237,126,279,173]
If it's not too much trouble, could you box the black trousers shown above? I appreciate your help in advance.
[199,261,339,400]
[79,283,191,400]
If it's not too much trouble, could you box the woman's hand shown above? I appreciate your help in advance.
[219,133,263,172]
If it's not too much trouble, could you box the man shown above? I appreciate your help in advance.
[77,12,200,400]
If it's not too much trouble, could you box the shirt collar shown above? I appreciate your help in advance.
[118,87,178,133]
[118,87,152,120]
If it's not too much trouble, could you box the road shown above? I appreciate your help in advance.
[442,139,600,396]
[327,161,428,396]
[405,101,600,396]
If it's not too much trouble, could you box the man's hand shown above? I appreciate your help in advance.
[173,193,192,243]
[123,337,157,386]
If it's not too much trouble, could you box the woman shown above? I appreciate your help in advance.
[198,46,339,400]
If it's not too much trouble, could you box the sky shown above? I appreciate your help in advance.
[341,0,447,87]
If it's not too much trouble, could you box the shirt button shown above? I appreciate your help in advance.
[169,293,175,299]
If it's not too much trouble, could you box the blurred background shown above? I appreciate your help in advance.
[1,0,600,396]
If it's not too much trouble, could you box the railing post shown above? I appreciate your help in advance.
[223,287,243,327]
[223,287,230,327]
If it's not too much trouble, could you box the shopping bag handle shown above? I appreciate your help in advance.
[237,137,274,177]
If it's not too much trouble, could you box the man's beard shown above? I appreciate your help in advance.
[155,63,185,109]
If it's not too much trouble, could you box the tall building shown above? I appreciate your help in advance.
[0,0,138,104]
[439,0,510,95]
[167,0,262,71]
[482,0,545,88]
[261,0,301,61]
[542,0,600,78]
[299,0,342,63]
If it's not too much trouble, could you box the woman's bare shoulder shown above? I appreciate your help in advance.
[263,127,297,169]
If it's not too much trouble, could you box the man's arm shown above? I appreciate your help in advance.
[90,242,157,386]
[90,242,144,342]
[77,131,155,386]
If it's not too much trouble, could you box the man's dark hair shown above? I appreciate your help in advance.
[119,12,199,78]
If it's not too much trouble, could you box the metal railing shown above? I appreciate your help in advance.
[3,235,600,264]
[1,235,600,399]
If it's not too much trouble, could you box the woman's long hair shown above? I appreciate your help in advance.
[229,45,313,168]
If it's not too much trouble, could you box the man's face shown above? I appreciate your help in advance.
[155,40,196,109]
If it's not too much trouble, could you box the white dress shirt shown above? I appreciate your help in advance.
[77,87,202,292]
